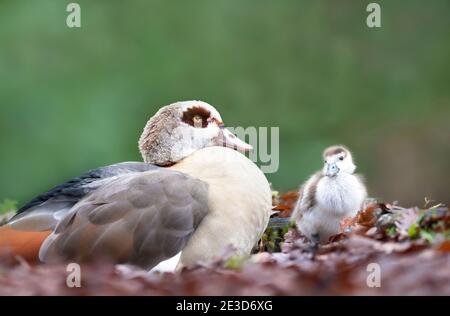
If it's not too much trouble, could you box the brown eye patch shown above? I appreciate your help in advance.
[182,106,211,128]
[323,146,348,159]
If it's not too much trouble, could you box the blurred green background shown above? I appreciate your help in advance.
[0,0,449,207]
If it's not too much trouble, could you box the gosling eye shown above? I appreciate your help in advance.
[339,156,344,161]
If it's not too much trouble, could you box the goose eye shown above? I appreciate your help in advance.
[182,106,211,128]
[192,115,203,126]
[339,156,344,161]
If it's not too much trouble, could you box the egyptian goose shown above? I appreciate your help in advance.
[0,101,272,271]
[291,145,367,243]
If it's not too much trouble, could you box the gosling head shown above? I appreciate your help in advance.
[322,145,356,177]
[138,100,252,166]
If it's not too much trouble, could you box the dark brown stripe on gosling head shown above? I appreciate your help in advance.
[323,145,349,158]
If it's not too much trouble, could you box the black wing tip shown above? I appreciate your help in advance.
[14,162,156,216]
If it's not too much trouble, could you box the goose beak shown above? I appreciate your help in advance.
[325,162,339,177]
[214,127,253,153]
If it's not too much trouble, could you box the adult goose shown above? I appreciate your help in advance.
[0,101,272,271]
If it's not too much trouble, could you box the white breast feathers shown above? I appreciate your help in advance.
[296,173,367,243]
[169,146,272,268]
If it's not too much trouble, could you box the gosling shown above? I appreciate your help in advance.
[291,145,367,243]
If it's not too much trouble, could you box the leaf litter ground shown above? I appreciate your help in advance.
[0,192,449,295]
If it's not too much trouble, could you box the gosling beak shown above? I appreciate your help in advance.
[214,126,253,153]
[325,162,339,177]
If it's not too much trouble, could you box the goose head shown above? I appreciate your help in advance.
[322,145,356,177]
[138,100,252,166]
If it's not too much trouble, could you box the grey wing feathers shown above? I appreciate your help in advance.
[9,162,157,231]
[38,169,210,270]
[291,171,323,220]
